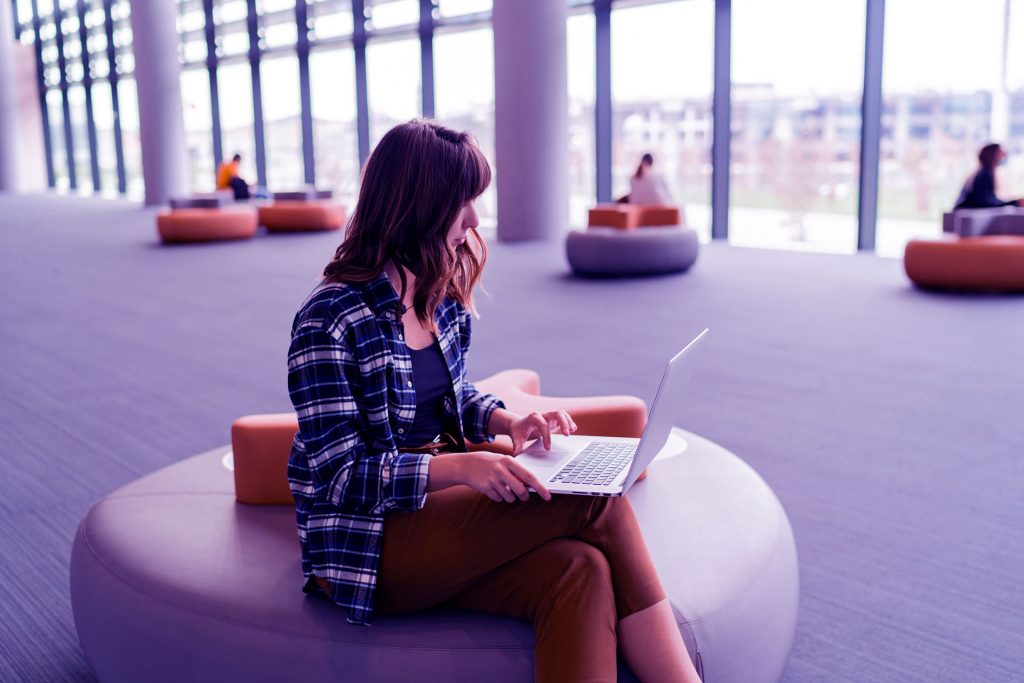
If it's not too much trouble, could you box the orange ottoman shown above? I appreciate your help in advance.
[588,205,640,230]
[258,200,346,232]
[588,204,683,230]
[231,368,648,505]
[156,206,259,243]
[904,236,1024,292]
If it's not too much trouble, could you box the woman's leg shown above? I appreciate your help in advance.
[620,599,702,683]
[375,486,693,679]
[450,538,618,683]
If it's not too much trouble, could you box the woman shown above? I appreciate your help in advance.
[954,143,1023,210]
[628,153,675,206]
[287,120,700,682]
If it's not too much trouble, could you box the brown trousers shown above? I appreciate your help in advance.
[374,486,666,683]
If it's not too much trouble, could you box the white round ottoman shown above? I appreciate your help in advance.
[70,429,797,682]
[566,227,700,277]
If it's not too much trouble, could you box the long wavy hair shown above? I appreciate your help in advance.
[323,120,491,331]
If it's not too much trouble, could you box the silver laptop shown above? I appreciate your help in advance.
[518,329,708,497]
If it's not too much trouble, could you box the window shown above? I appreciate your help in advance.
[434,27,496,227]
[180,68,216,191]
[217,61,258,182]
[877,0,1013,256]
[117,77,144,198]
[261,55,306,190]
[611,0,713,241]
[437,0,491,19]
[365,0,418,30]
[567,10,595,226]
[90,80,121,195]
[309,0,354,40]
[366,37,421,149]
[309,47,360,203]
[730,0,865,254]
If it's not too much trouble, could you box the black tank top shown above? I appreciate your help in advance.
[403,340,454,447]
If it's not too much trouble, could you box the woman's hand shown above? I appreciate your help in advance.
[508,411,577,454]
[428,452,552,502]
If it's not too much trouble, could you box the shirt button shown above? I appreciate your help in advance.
[398,428,405,434]
[398,333,404,340]
[407,380,413,387]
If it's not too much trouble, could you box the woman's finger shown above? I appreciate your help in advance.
[501,469,530,501]
[508,459,552,501]
[550,410,574,436]
[530,412,552,449]
[493,480,516,503]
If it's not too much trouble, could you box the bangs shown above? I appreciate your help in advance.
[459,140,492,204]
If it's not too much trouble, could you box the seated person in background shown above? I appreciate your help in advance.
[954,143,1023,210]
[625,153,674,206]
[217,153,250,200]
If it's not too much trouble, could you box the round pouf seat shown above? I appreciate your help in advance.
[567,226,699,277]
[904,235,1024,292]
[156,206,259,243]
[258,200,346,232]
[71,429,797,683]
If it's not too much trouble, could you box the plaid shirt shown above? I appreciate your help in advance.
[286,272,504,625]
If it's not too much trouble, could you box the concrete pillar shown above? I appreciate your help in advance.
[493,0,569,241]
[0,1,19,191]
[128,0,188,205]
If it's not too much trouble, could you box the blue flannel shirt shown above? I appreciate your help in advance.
[286,272,505,625]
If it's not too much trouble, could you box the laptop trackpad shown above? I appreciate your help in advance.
[517,439,578,474]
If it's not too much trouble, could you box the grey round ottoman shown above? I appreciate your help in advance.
[70,429,797,682]
[566,227,699,277]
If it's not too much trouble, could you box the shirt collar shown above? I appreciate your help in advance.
[364,271,405,319]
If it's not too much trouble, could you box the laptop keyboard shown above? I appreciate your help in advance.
[552,442,636,486]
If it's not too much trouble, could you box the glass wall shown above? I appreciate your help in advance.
[366,38,422,148]
[730,0,865,254]
[435,27,496,227]
[16,0,1024,257]
[876,0,1017,257]
[309,47,360,204]
[611,0,713,241]
[180,68,216,191]
[567,11,595,228]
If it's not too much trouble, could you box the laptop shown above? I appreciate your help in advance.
[518,329,708,497]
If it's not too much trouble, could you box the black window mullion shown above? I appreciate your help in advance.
[594,0,611,203]
[203,0,223,181]
[711,0,731,240]
[29,0,55,187]
[296,0,315,184]
[101,0,125,193]
[418,0,434,119]
[53,2,78,189]
[858,0,885,251]
[11,0,20,39]
[352,0,369,165]
[77,0,101,190]
[245,0,267,186]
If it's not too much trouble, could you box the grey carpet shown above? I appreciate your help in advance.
[1,193,1022,682]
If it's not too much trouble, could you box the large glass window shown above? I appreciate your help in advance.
[366,37,421,148]
[180,68,216,191]
[261,55,305,190]
[435,27,496,227]
[46,89,70,190]
[567,11,595,226]
[730,0,865,254]
[90,81,120,195]
[876,0,1012,257]
[117,77,144,198]
[217,62,258,182]
[257,0,298,50]
[309,0,354,40]
[310,47,360,203]
[67,84,93,192]
[365,0,418,30]
[437,0,490,19]
[611,0,713,241]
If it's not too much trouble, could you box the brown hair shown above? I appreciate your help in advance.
[323,120,491,331]
[634,153,654,179]
[978,143,1003,169]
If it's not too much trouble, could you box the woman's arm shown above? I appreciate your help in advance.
[288,322,430,515]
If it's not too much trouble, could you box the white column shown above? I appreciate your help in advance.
[493,0,569,241]
[128,0,188,205]
[0,1,19,191]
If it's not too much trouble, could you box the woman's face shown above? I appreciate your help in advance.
[446,200,479,249]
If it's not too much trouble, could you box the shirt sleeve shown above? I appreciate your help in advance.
[456,308,505,444]
[288,322,430,514]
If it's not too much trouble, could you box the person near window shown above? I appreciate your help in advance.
[216,153,250,200]
[286,120,701,682]
[954,143,1024,210]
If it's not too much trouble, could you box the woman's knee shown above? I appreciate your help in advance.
[558,541,613,592]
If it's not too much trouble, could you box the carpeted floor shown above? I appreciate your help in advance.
[1,193,1022,682]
